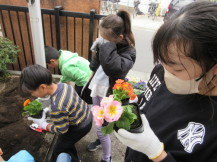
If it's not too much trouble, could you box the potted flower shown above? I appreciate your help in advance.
[22,99,43,118]
[126,77,146,95]
[92,79,144,135]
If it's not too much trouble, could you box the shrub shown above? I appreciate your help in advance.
[0,36,20,81]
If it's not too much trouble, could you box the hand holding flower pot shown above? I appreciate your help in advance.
[91,79,144,135]
[28,110,49,130]
[114,114,164,160]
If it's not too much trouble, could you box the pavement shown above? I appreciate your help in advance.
[131,14,164,31]
[76,122,126,162]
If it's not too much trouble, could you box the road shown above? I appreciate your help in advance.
[131,15,163,74]
[132,26,156,73]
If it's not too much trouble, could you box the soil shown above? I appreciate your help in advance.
[0,75,50,161]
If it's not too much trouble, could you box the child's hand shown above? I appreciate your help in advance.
[43,107,50,114]
[90,38,109,52]
[28,111,49,130]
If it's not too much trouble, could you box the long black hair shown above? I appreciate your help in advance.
[100,10,135,46]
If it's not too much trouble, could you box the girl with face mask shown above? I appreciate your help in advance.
[115,1,217,162]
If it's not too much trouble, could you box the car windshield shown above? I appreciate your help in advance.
[177,0,195,7]
[172,0,195,7]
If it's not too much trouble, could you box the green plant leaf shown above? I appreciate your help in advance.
[123,111,137,124]
[123,105,133,113]
[115,116,131,130]
[122,105,137,124]
[0,37,20,80]
[23,100,43,116]
[101,122,115,136]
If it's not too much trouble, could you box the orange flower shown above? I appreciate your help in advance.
[122,86,128,91]
[113,83,122,90]
[115,79,124,84]
[23,99,31,107]
[122,82,129,88]
[130,94,137,100]
[128,90,134,97]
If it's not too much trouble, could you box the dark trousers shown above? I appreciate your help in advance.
[51,114,92,162]
[75,85,83,97]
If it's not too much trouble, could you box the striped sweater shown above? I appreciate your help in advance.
[50,83,90,134]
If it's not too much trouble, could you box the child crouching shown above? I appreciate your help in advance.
[20,64,92,162]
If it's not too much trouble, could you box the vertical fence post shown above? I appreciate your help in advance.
[88,9,96,62]
[54,6,63,50]
[27,0,46,68]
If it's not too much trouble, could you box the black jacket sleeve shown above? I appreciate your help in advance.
[89,52,100,72]
[99,42,136,79]
[161,153,177,162]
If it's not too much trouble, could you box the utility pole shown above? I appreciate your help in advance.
[27,0,46,67]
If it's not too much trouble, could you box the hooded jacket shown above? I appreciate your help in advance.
[89,40,136,94]
[59,50,91,86]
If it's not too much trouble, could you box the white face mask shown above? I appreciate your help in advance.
[164,68,204,94]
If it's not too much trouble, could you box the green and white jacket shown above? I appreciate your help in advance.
[59,50,91,86]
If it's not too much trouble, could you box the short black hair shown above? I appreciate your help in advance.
[45,46,60,64]
[20,64,52,92]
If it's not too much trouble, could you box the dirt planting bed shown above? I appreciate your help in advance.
[0,75,52,161]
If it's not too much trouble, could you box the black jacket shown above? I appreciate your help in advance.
[89,40,136,94]
[126,64,217,162]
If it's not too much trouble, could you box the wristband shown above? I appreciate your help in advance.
[149,142,164,160]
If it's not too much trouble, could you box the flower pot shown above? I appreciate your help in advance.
[128,103,144,133]
[31,110,43,119]
[116,100,144,133]
[121,98,130,106]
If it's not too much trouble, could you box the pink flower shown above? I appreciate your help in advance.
[104,101,123,122]
[91,105,105,126]
[100,95,114,107]
[93,116,104,126]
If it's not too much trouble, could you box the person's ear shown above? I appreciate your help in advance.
[49,59,58,67]
[50,59,56,64]
[39,84,47,90]
[118,34,124,41]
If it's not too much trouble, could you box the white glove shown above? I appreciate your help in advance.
[43,107,50,114]
[114,114,164,160]
[28,110,49,130]
[90,37,109,52]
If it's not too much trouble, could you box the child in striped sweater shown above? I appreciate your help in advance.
[20,64,92,162]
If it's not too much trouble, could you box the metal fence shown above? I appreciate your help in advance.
[0,4,104,73]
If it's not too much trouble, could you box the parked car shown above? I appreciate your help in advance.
[163,0,195,22]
